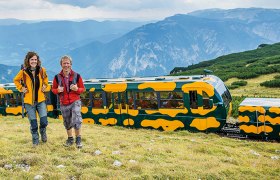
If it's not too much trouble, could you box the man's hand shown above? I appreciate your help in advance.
[70,84,78,91]
[58,86,64,93]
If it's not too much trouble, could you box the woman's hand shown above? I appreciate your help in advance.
[42,84,46,92]
[21,87,27,93]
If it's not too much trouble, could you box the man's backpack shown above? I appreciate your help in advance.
[55,72,78,87]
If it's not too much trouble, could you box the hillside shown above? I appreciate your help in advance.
[173,42,280,96]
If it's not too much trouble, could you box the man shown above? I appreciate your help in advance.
[52,55,85,148]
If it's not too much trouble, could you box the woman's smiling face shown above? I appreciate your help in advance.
[29,55,38,68]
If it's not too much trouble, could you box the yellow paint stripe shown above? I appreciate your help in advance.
[47,105,53,112]
[191,106,217,115]
[138,82,176,91]
[239,125,273,134]
[269,107,280,114]
[127,109,139,116]
[238,115,250,123]
[145,108,188,117]
[102,83,127,92]
[181,82,214,97]
[258,115,280,125]
[0,87,13,94]
[123,119,134,126]
[239,106,266,114]
[92,109,109,115]
[99,118,117,126]
[83,118,95,124]
[141,119,184,131]
[6,106,23,115]
[190,117,220,131]
[81,107,88,114]
[89,87,96,92]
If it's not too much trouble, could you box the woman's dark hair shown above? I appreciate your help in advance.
[23,51,41,68]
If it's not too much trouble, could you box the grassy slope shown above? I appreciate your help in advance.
[0,116,279,179]
[225,73,280,97]
[175,42,280,96]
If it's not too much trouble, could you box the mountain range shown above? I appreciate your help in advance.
[0,8,280,83]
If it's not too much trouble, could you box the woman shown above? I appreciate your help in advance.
[14,51,49,147]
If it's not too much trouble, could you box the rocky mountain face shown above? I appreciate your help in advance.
[68,8,280,78]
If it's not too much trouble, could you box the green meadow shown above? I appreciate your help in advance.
[0,116,279,179]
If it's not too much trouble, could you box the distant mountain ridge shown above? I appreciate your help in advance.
[67,8,280,78]
[0,20,148,65]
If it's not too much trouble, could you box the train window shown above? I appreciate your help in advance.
[92,92,103,108]
[216,81,232,108]
[160,91,184,109]
[202,91,212,109]
[0,96,4,106]
[80,91,90,107]
[127,91,134,109]
[189,91,198,109]
[7,94,17,107]
[105,92,112,109]
[135,92,158,109]
[222,90,232,108]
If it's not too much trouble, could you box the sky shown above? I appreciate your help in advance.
[0,0,280,21]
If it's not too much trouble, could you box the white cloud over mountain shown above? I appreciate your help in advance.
[0,0,279,21]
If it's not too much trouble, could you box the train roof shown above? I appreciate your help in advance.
[240,98,280,107]
[84,75,222,86]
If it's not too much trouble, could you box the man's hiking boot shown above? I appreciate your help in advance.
[64,137,74,147]
[75,136,82,149]
[40,128,47,143]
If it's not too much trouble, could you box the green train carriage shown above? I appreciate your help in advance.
[238,98,280,139]
[79,75,232,132]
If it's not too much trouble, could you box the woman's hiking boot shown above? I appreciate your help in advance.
[32,132,39,147]
[40,128,47,143]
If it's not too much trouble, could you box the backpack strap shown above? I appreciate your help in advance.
[55,74,63,87]
[72,72,78,84]
[21,64,27,88]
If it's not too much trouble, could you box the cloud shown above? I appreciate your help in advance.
[0,0,279,21]
[46,0,95,8]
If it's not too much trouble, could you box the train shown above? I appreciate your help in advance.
[0,74,279,140]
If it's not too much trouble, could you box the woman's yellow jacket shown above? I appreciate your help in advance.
[14,67,49,105]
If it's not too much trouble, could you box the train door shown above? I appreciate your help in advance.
[255,106,266,136]
[110,92,130,126]
[92,91,107,125]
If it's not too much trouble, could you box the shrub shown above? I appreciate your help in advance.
[236,72,258,79]
[274,75,280,79]
[231,96,246,118]
[228,85,239,89]
[260,79,280,88]
[231,80,247,86]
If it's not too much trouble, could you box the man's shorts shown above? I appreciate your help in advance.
[60,100,82,130]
